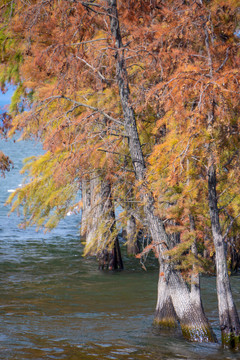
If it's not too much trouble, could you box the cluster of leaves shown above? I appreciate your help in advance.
[0,150,12,176]
[144,1,240,272]
[0,111,13,176]
[0,0,239,273]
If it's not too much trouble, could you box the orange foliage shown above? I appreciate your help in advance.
[0,0,239,259]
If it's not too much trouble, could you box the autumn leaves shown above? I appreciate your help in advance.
[1,0,240,346]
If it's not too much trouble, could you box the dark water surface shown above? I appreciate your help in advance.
[1,139,240,360]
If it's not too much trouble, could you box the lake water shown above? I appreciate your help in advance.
[1,127,240,359]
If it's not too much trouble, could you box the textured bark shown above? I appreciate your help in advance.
[98,180,123,270]
[155,262,215,342]
[85,174,102,254]
[190,240,202,308]
[109,235,124,270]
[168,268,216,342]
[80,178,91,241]
[82,174,123,270]
[155,263,178,328]
[107,0,215,342]
[189,215,201,307]
[208,164,240,347]
[126,214,138,255]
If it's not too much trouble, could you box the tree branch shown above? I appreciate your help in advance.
[76,56,110,84]
[41,95,123,126]
[223,213,240,240]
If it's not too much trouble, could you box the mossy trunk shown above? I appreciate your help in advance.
[168,268,216,342]
[154,261,216,342]
[208,164,240,348]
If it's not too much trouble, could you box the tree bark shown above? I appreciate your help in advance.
[208,163,240,347]
[189,215,202,307]
[82,173,123,270]
[125,193,139,255]
[98,179,123,270]
[82,174,101,255]
[155,262,178,329]
[107,0,215,342]
[80,177,92,243]
[126,213,139,255]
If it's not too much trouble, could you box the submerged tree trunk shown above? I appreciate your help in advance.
[155,262,178,329]
[109,235,124,270]
[107,0,215,342]
[208,164,240,347]
[155,259,215,343]
[98,179,123,270]
[82,174,123,270]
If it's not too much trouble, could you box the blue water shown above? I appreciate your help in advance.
[0,92,240,359]
[0,86,15,111]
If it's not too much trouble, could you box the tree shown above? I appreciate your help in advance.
[1,0,239,345]
[107,0,215,342]
[1,0,213,343]
[145,0,240,347]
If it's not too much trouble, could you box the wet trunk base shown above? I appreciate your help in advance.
[154,316,178,329]
[221,330,240,349]
[154,299,178,329]
[181,325,216,343]
[109,236,124,270]
[154,314,216,343]
[97,237,123,271]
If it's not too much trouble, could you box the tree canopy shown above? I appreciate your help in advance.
[1,0,238,262]
[1,0,240,346]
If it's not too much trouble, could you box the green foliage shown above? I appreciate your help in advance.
[9,83,24,113]
[6,151,80,231]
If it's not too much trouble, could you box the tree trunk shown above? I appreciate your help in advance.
[82,174,101,255]
[155,260,215,342]
[155,263,178,329]
[208,163,240,347]
[82,174,123,270]
[168,267,216,342]
[227,237,240,274]
[80,177,92,243]
[109,235,124,270]
[126,214,139,255]
[107,0,215,342]
[98,179,124,270]
[189,215,202,307]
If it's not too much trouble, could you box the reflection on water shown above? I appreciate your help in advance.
[1,139,240,359]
